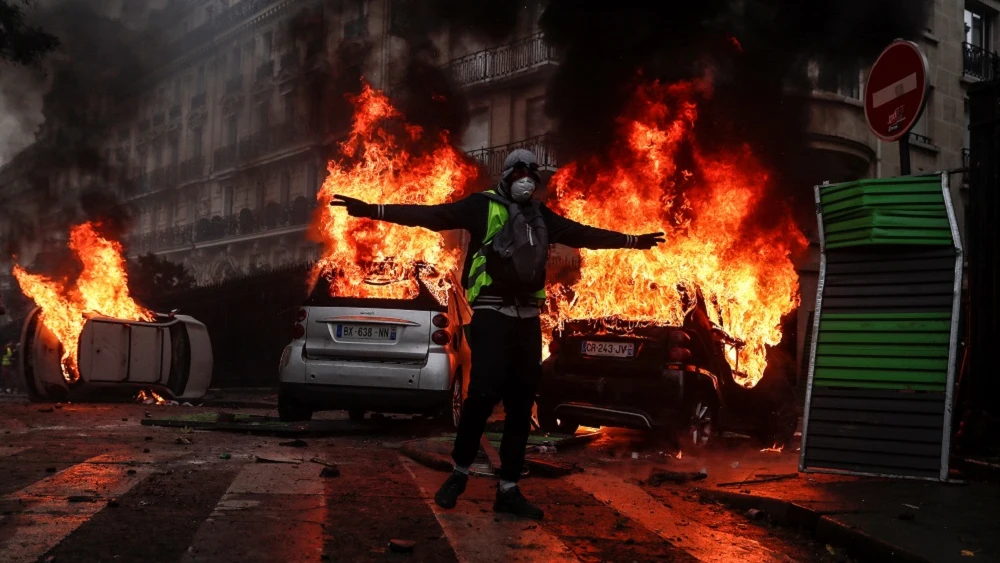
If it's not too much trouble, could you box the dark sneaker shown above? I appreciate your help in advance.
[434,471,468,509]
[493,485,544,520]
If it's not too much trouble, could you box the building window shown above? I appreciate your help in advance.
[817,61,861,99]
[261,31,273,59]
[257,103,269,131]
[280,170,291,204]
[526,96,547,138]
[227,115,238,145]
[283,93,294,122]
[170,138,180,166]
[196,66,206,93]
[192,129,203,157]
[461,107,490,152]
[173,79,182,104]
[966,8,991,51]
[231,46,242,77]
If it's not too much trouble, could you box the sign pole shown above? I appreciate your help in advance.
[899,133,911,175]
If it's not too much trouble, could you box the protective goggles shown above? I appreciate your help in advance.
[507,161,541,182]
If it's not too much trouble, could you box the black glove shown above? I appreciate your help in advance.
[626,232,665,249]
[330,194,379,218]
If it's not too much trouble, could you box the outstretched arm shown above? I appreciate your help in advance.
[542,206,665,250]
[331,194,480,232]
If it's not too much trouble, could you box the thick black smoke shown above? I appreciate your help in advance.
[1,0,173,271]
[539,0,932,228]
[386,0,520,143]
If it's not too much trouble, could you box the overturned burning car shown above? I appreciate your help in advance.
[19,307,213,403]
[538,297,798,449]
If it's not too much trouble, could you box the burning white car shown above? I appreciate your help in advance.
[19,307,213,402]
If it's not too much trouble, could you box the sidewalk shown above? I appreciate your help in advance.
[691,451,1000,563]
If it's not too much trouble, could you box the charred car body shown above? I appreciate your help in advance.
[19,307,213,402]
[278,266,470,424]
[538,297,798,448]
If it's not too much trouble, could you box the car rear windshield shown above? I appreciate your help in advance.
[304,269,447,311]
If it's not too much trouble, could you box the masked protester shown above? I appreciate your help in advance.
[331,149,664,520]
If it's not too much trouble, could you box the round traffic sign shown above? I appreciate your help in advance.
[864,40,929,142]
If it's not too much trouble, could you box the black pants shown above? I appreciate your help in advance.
[452,309,542,483]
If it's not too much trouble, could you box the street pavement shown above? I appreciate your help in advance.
[0,394,996,563]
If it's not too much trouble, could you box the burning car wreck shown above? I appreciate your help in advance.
[19,308,212,403]
[538,293,799,448]
[12,222,213,403]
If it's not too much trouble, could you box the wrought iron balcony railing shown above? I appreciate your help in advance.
[447,32,556,88]
[128,198,316,254]
[963,42,1000,81]
[216,119,318,169]
[466,134,558,178]
[178,155,206,184]
[909,132,933,146]
[191,92,207,109]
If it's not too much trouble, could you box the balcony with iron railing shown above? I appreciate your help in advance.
[963,42,1000,81]
[191,92,207,109]
[178,155,206,184]
[447,32,556,88]
[466,134,558,178]
[128,197,315,254]
[215,119,318,170]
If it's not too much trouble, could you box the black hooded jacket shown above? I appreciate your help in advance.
[377,191,633,297]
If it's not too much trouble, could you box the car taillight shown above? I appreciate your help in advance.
[432,330,450,346]
[668,346,692,362]
[292,323,305,339]
[432,314,449,328]
[296,308,307,322]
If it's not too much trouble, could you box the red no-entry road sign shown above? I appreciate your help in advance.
[864,40,929,142]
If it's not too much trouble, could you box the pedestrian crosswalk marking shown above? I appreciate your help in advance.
[0,453,161,563]
[402,456,579,563]
[567,469,792,563]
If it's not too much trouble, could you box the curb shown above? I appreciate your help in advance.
[699,489,930,563]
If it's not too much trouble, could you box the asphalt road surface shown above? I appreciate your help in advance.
[0,398,845,563]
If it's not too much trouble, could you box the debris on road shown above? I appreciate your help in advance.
[279,439,308,448]
[219,453,231,460]
[175,437,193,445]
[400,446,453,473]
[746,508,763,520]
[320,466,341,478]
[523,457,579,478]
[716,473,798,488]
[67,495,97,503]
[388,539,416,554]
[646,469,709,486]
[254,454,300,464]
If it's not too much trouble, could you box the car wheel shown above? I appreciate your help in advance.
[347,409,366,423]
[677,394,717,449]
[278,393,313,422]
[449,374,464,428]
[537,402,579,435]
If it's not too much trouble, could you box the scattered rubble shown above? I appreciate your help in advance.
[388,539,416,554]
[647,469,709,486]
[717,473,798,488]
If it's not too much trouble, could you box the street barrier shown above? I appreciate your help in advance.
[801,174,963,480]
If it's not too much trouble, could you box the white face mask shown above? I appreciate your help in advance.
[510,177,536,203]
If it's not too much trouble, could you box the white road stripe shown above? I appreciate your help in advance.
[182,459,328,563]
[567,469,791,563]
[402,457,579,563]
[0,452,163,563]
[872,73,918,108]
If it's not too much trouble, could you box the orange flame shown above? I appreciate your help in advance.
[137,389,168,405]
[312,83,477,302]
[545,79,805,387]
[760,443,784,453]
[12,222,154,382]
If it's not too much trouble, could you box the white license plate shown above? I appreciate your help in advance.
[336,324,397,342]
[581,341,635,358]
